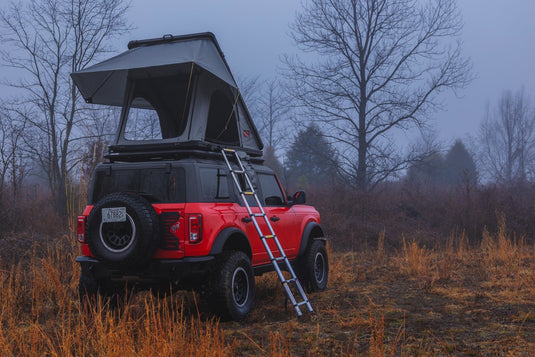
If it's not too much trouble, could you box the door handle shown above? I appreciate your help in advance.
[270,216,280,222]
[242,217,252,223]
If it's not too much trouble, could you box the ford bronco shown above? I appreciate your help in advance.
[72,33,328,320]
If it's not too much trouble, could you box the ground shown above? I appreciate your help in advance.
[0,225,534,356]
[219,241,535,356]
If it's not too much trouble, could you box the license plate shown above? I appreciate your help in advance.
[102,207,126,223]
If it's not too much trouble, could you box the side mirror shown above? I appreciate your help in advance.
[292,191,306,205]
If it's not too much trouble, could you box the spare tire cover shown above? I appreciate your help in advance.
[86,192,159,267]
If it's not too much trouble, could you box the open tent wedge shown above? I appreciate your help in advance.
[71,32,263,159]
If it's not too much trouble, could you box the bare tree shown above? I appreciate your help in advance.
[257,79,292,151]
[0,105,28,201]
[237,75,292,153]
[79,106,119,180]
[285,0,472,190]
[478,88,535,184]
[0,0,130,213]
[236,74,261,117]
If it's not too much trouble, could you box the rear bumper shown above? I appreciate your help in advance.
[76,255,214,288]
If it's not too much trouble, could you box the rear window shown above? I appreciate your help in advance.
[198,167,232,202]
[90,166,186,204]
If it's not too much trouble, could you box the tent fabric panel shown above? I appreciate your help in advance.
[71,37,236,101]
[237,100,263,151]
[74,69,128,106]
[186,73,211,142]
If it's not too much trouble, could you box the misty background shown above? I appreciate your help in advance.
[0,0,535,244]
[1,0,534,143]
[105,0,535,142]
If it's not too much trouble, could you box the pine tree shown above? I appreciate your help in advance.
[443,140,477,186]
[407,139,477,187]
[285,124,338,188]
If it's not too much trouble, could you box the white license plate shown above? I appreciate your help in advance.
[102,207,126,223]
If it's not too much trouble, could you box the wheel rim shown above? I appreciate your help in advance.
[232,267,249,308]
[314,251,325,283]
[99,213,136,253]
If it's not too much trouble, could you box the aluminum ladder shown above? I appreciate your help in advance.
[221,148,313,316]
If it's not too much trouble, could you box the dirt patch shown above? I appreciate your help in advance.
[215,246,535,356]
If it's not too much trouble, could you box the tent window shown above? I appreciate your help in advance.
[205,90,239,145]
[124,103,162,140]
[123,74,190,141]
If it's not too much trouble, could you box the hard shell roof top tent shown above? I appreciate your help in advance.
[71,32,263,160]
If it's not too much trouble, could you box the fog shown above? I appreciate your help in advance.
[1,0,534,144]
[126,0,535,144]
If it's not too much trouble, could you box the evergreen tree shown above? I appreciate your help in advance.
[285,124,338,188]
[443,140,477,186]
[407,139,477,187]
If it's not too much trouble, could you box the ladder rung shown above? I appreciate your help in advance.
[263,235,275,239]
[283,278,296,284]
[242,191,254,195]
[232,169,245,174]
[252,213,265,217]
[223,148,235,153]
[296,301,309,307]
[272,256,286,263]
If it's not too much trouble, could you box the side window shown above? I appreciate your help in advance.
[199,168,230,202]
[258,173,285,206]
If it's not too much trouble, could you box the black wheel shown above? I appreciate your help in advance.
[79,272,99,305]
[79,272,126,309]
[298,240,328,292]
[85,192,159,267]
[209,251,255,321]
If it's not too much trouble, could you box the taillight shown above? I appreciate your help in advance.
[188,214,202,242]
[77,216,86,243]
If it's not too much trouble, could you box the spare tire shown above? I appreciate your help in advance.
[86,192,159,267]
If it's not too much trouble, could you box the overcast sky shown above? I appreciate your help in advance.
[1,0,535,147]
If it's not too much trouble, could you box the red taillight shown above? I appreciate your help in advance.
[77,216,86,243]
[188,214,202,242]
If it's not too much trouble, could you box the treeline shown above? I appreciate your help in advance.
[0,0,533,248]
[263,88,535,248]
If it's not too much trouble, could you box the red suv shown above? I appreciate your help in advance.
[72,33,328,320]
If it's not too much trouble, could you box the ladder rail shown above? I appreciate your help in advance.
[221,148,313,316]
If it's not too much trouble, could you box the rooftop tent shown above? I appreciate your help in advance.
[71,33,263,157]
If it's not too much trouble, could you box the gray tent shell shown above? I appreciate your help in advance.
[71,33,263,159]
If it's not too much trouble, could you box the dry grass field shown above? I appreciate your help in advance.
[1,218,534,356]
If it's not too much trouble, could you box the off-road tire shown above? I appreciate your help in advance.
[209,251,255,321]
[298,240,328,292]
[79,272,99,306]
[86,192,159,267]
[79,272,127,309]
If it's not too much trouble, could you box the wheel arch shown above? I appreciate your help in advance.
[298,222,326,257]
[209,227,252,259]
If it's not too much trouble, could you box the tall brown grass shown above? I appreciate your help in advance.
[0,236,233,356]
[0,208,534,355]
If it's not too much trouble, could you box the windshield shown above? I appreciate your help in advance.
[123,74,191,141]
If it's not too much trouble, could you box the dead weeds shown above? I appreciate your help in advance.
[0,225,534,356]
